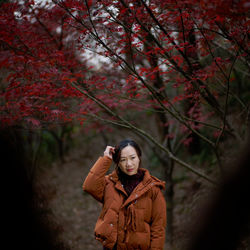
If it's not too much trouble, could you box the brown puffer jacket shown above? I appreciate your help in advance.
[83,156,167,250]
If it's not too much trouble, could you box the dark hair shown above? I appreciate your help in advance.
[112,139,142,165]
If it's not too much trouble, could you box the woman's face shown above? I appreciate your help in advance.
[118,145,140,175]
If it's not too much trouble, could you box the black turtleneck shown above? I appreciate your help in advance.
[117,168,144,196]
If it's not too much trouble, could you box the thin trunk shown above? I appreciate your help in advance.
[165,159,175,244]
[183,28,201,154]
[153,147,175,244]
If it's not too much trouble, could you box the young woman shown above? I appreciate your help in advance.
[83,139,166,250]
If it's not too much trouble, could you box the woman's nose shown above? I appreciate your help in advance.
[126,159,132,166]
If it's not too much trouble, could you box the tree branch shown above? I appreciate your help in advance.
[71,81,217,184]
[216,44,242,148]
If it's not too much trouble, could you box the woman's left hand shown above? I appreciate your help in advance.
[103,146,115,159]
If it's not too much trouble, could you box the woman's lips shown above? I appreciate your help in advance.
[127,168,134,172]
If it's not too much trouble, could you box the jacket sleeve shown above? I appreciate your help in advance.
[82,156,112,203]
[150,187,167,250]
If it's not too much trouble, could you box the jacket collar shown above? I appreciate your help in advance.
[109,168,165,187]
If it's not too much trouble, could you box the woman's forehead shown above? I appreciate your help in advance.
[120,145,137,157]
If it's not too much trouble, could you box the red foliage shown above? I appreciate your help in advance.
[0,0,249,132]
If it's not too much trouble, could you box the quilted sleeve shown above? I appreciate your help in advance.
[82,156,112,203]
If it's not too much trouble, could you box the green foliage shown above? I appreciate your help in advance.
[38,130,59,166]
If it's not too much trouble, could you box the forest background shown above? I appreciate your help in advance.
[0,0,249,249]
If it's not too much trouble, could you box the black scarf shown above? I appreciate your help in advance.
[117,168,144,196]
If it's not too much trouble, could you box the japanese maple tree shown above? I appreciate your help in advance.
[0,0,249,180]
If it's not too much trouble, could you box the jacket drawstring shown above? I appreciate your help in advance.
[124,203,137,243]
[125,203,136,231]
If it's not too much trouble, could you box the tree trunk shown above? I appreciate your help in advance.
[165,159,175,244]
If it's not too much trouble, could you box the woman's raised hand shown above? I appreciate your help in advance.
[104,146,115,159]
